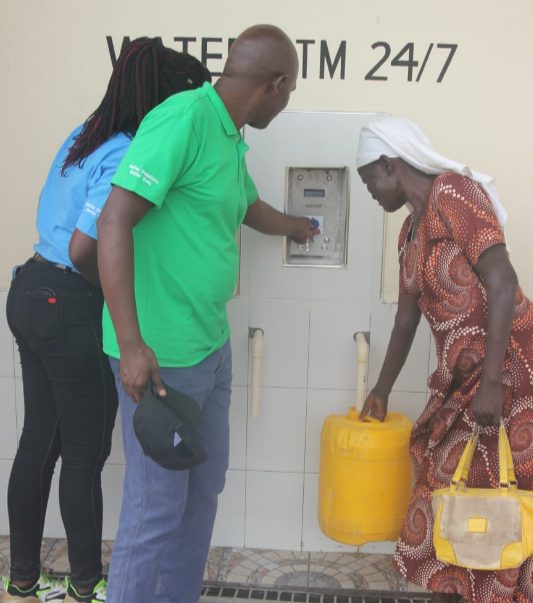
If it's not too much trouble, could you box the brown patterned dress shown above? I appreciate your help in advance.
[391,172,533,603]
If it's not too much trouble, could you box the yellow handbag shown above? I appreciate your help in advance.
[432,420,533,570]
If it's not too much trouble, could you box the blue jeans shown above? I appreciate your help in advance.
[107,340,232,603]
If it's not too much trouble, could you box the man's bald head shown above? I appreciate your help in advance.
[223,24,299,84]
[215,25,299,130]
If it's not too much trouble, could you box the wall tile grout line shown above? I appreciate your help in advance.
[301,302,313,554]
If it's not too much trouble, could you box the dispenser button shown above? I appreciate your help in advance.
[305,215,324,235]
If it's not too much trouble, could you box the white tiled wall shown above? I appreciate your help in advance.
[0,459,12,534]
[245,471,305,550]
[0,378,17,460]
[0,112,436,553]
[212,469,246,547]
[246,387,307,473]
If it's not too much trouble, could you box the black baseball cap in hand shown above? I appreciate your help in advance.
[133,378,207,471]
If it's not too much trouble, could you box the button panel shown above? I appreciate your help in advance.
[284,166,349,267]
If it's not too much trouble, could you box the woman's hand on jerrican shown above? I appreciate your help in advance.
[359,389,389,422]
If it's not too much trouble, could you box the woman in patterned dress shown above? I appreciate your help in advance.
[356,118,533,603]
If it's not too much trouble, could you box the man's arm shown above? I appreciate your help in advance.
[243,197,317,244]
[69,229,100,288]
[97,185,166,402]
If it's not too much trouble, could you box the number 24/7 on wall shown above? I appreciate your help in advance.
[365,42,458,83]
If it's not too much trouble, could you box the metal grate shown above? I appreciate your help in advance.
[200,585,434,603]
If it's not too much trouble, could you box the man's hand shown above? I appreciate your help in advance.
[120,341,166,403]
[243,199,320,242]
[289,216,320,245]
[472,380,504,427]
[359,389,388,422]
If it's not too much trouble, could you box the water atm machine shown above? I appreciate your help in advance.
[284,165,349,267]
[244,111,389,269]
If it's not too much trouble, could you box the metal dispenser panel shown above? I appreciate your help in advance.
[284,166,349,267]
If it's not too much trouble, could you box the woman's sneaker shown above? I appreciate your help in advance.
[64,578,105,603]
[2,572,66,602]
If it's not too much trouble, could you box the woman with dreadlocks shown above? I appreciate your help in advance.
[3,38,211,603]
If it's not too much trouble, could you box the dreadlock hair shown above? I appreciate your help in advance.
[62,37,211,175]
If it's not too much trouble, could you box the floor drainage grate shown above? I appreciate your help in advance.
[200,585,433,603]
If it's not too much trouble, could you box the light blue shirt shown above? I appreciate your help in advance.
[34,125,132,268]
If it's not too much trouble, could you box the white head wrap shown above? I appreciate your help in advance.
[356,117,507,231]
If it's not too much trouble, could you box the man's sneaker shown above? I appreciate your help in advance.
[64,579,105,603]
[2,572,66,602]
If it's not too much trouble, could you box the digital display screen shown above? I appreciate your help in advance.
[304,189,326,198]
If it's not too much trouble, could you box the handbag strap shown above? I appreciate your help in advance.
[498,419,518,489]
[451,420,518,489]
[451,426,480,488]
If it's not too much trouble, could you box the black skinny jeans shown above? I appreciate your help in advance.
[6,259,118,588]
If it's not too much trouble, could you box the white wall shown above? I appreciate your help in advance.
[2,0,533,295]
[1,0,532,553]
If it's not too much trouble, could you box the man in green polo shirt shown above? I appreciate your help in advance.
[97,25,314,603]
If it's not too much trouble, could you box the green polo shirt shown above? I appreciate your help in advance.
[102,82,258,367]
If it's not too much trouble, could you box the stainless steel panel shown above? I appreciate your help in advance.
[284,166,349,267]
